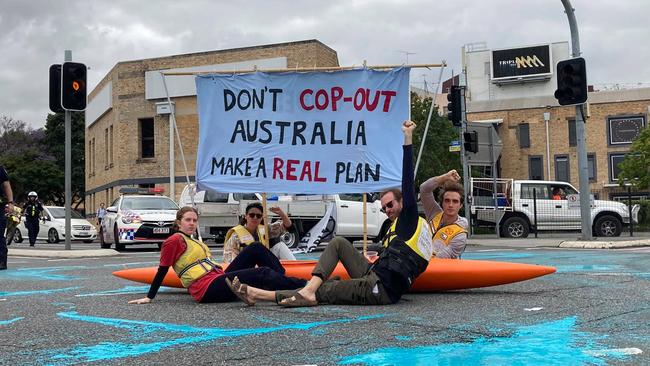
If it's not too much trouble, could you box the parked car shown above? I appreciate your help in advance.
[99,188,179,250]
[14,206,97,244]
[471,178,640,238]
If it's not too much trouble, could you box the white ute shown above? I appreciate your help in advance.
[179,185,391,247]
[471,178,640,238]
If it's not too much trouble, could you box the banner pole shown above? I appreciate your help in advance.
[362,193,368,254]
[261,193,269,248]
[163,63,446,76]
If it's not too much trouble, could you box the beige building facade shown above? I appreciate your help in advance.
[85,40,339,215]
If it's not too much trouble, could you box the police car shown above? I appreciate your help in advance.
[99,188,179,250]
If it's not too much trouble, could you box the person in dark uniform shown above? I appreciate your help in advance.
[23,191,43,246]
[0,165,14,270]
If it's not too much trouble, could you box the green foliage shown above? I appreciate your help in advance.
[0,113,85,208]
[618,126,650,189]
[409,92,461,188]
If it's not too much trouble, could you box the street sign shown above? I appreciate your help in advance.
[465,122,503,166]
[449,140,461,152]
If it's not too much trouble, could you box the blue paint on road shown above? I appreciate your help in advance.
[0,287,80,297]
[75,286,169,297]
[0,266,86,281]
[0,317,24,325]
[339,317,636,365]
[45,311,386,364]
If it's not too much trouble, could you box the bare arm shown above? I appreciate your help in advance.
[269,206,292,229]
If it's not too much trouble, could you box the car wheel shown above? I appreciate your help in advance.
[501,217,529,238]
[14,229,23,243]
[114,225,125,251]
[99,226,111,249]
[594,215,622,237]
[279,227,300,248]
[48,228,60,243]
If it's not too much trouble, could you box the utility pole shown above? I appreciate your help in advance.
[560,0,592,240]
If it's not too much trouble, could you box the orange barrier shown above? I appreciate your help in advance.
[113,258,556,292]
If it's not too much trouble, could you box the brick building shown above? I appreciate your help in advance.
[85,40,339,214]
[467,88,650,200]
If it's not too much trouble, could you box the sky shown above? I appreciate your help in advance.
[1,0,648,129]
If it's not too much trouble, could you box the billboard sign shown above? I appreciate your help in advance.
[491,44,552,81]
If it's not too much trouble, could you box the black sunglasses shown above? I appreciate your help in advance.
[247,213,263,219]
[380,200,395,213]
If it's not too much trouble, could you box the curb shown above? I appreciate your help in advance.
[559,240,650,249]
[8,249,121,258]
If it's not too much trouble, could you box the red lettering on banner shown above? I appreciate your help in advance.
[330,86,343,111]
[299,89,314,110]
[273,158,284,179]
[272,158,327,182]
[381,90,396,112]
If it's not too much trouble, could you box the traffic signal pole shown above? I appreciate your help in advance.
[64,50,72,250]
[561,0,592,240]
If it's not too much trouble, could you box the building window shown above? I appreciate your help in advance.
[555,155,569,182]
[609,153,627,182]
[568,119,576,147]
[140,118,155,158]
[529,155,543,180]
[109,125,114,166]
[608,115,645,145]
[104,128,109,168]
[588,153,597,181]
[519,123,530,148]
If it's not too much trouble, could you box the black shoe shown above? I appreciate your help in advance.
[29,244,35,247]
[0,263,7,270]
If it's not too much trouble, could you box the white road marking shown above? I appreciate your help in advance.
[586,348,643,357]
[524,307,544,311]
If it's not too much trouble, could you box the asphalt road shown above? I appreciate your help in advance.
[1,246,648,365]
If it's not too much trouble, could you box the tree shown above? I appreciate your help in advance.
[43,112,86,209]
[617,127,650,188]
[409,92,462,188]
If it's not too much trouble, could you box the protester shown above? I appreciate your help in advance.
[0,165,14,270]
[223,202,295,263]
[128,206,305,304]
[419,170,468,259]
[227,120,435,307]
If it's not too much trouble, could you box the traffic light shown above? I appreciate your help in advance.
[447,85,462,126]
[61,62,87,111]
[554,57,587,106]
[49,64,64,113]
[463,130,478,153]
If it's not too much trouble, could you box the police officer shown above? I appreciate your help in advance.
[0,165,14,270]
[23,191,43,246]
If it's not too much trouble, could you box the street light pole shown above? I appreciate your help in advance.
[560,0,592,239]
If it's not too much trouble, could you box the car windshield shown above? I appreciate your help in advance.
[48,207,84,219]
[121,197,179,210]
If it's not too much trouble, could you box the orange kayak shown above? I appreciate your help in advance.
[113,258,555,292]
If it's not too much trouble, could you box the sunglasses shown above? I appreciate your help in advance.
[247,213,263,219]
[380,200,396,213]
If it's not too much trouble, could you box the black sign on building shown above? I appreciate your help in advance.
[491,45,552,81]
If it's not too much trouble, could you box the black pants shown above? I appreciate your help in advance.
[201,242,306,303]
[25,217,39,245]
[0,214,7,267]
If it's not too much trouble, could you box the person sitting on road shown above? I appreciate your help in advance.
[128,206,306,305]
[552,187,564,200]
[223,202,296,263]
[419,170,468,259]
[226,120,435,308]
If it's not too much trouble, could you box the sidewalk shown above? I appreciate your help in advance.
[7,242,120,258]
[467,234,650,249]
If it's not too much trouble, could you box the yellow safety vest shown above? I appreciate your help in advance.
[224,225,267,247]
[430,212,467,248]
[381,216,434,261]
[173,233,221,288]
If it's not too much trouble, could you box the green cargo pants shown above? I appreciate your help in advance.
[275,237,393,305]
